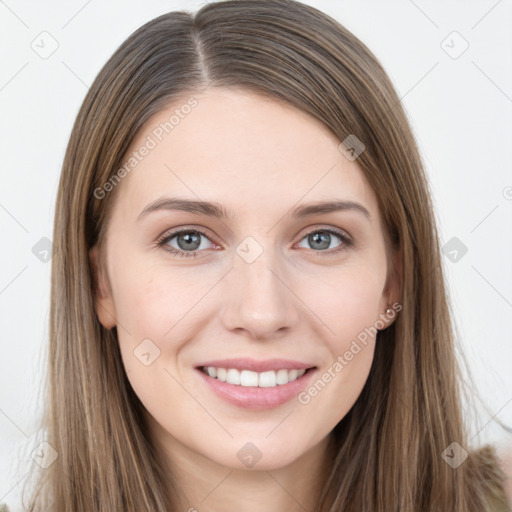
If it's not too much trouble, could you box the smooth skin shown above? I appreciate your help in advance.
[90,87,400,511]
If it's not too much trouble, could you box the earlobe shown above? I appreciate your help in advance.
[89,245,117,329]
[379,248,403,329]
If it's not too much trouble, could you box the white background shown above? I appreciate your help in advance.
[1,0,511,510]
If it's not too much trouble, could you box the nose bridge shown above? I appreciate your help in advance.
[221,235,298,336]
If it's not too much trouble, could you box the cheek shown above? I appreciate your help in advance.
[295,268,382,428]
[110,265,202,413]
[112,256,187,325]
[299,261,386,345]
[110,261,215,359]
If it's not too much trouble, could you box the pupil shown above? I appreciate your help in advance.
[178,232,200,250]
[310,232,330,250]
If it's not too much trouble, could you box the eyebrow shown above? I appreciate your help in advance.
[137,197,371,222]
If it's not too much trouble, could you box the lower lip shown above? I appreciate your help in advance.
[195,367,317,410]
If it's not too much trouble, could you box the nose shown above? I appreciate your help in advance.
[220,245,300,340]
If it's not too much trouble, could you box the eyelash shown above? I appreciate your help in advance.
[156,226,353,259]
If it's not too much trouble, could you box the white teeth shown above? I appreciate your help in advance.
[240,370,259,387]
[276,369,289,385]
[203,366,307,387]
[226,368,241,385]
[217,368,227,382]
[259,370,276,387]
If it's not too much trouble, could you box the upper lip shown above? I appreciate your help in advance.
[195,358,317,373]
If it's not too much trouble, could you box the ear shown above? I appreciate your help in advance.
[89,244,117,329]
[378,247,402,329]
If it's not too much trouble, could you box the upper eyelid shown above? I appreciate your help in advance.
[157,225,219,246]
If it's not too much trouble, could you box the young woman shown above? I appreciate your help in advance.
[17,0,511,510]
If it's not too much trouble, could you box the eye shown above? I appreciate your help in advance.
[296,227,352,256]
[156,229,216,258]
[156,226,353,259]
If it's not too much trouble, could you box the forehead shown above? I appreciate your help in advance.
[114,87,379,221]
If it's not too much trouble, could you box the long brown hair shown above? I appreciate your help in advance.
[20,0,509,510]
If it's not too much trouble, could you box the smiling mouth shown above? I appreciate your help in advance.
[198,365,316,388]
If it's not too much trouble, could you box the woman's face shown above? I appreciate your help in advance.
[90,86,399,471]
